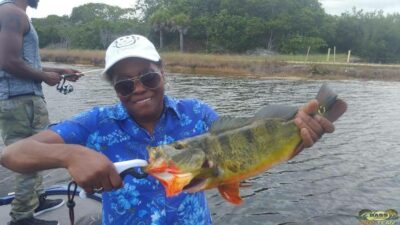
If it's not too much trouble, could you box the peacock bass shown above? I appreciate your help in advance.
[145,84,347,204]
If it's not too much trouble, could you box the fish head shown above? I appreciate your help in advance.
[146,141,209,196]
[146,145,174,173]
[147,141,201,172]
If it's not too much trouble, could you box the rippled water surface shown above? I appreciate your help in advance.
[1,63,400,225]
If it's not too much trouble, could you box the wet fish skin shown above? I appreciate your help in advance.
[146,84,347,204]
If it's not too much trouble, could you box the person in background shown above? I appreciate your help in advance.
[0,34,334,225]
[0,0,82,224]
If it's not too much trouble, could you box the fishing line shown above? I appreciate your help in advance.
[61,68,104,78]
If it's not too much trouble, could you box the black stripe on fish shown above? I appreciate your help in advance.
[241,128,256,145]
[264,120,279,134]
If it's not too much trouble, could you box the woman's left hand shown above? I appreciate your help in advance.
[294,99,335,148]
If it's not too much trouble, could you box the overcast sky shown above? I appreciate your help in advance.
[320,0,400,15]
[27,0,400,18]
[27,0,134,18]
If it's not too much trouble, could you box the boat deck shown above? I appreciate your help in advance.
[0,190,102,225]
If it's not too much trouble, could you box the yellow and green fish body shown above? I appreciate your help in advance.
[146,84,347,204]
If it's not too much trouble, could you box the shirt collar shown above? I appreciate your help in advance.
[107,95,182,121]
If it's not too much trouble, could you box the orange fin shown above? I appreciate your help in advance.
[150,172,194,197]
[146,158,196,197]
[218,182,243,205]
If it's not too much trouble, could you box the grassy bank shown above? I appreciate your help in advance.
[40,49,400,81]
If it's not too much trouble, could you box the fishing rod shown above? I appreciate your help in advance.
[56,68,104,95]
[60,68,104,79]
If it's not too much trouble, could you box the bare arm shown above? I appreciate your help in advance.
[0,130,123,193]
[0,6,60,85]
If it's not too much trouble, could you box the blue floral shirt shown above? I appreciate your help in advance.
[50,96,218,225]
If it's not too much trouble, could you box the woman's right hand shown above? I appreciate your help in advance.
[65,147,123,194]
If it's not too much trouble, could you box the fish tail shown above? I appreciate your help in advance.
[290,84,347,160]
[316,84,347,122]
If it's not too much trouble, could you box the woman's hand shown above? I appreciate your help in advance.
[64,146,123,194]
[294,99,335,148]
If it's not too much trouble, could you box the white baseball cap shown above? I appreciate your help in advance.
[103,34,161,75]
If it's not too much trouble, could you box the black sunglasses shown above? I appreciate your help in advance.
[114,72,162,97]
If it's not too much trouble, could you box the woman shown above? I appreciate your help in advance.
[0,34,334,225]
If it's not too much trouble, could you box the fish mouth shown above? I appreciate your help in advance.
[146,152,215,196]
[183,177,205,189]
[183,178,207,193]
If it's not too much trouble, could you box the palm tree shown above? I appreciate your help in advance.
[149,8,171,49]
[170,13,190,52]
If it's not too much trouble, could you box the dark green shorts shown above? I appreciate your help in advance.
[0,95,50,145]
[0,95,50,221]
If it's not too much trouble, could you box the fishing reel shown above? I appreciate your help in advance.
[56,75,74,95]
[54,69,103,95]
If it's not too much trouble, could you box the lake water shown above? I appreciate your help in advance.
[1,63,399,225]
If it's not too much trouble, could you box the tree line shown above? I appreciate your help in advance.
[32,0,400,63]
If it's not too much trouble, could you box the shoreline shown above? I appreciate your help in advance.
[40,49,400,82]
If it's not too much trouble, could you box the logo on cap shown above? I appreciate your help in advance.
[114,35,139,48]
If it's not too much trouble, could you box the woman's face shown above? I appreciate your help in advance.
[111,58,165,124]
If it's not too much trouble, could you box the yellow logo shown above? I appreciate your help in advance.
[358,209,399,225]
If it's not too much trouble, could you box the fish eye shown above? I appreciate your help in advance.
[173,141,186,150]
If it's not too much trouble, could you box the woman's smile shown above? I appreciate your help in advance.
[134,97,151,104]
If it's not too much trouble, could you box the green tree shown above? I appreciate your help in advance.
[32,0,400,62]
[207,10,265,52]
[170,13,190,52]
[333,9,400,63]
[149,8,171,49]
[70,3,133,23]
[33,15,70,48]
[68,3,144,49]
[280,35,327,54]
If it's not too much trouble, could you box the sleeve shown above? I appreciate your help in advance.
[196,100,219,128]
[49,107,99,145]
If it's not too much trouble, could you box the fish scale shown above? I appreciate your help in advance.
[146,84,347,204]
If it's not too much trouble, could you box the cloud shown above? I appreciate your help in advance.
[319,0,400,15]
[27,0,400,18]
[28,0,135,18]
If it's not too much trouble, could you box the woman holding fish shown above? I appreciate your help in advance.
[0,34,341,225]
